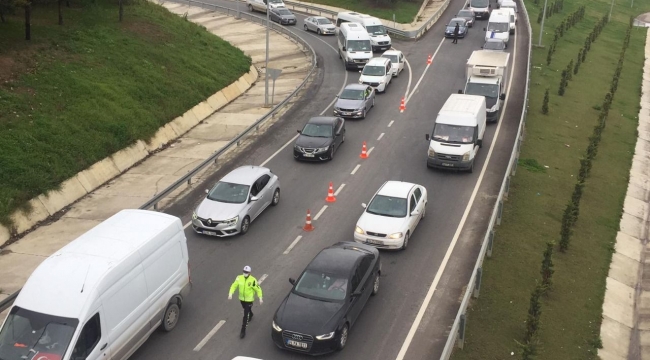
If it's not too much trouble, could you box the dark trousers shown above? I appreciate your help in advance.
[453,34,458,43]
[240,301,253,328]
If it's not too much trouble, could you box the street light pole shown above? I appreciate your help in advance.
[265,0,270,107]
[538,0,548,46]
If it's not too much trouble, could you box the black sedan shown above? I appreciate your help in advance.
[293,117,345,161]
[271,242,381,355]
[456,9,476,27]
[444,18,469,38]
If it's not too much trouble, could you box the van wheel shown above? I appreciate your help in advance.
[468,162,474,173]
[248,4,253,11]
[162,302,180,332]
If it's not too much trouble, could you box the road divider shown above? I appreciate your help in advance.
[400,97,406,113]
[303,210,315,231]
[360,141,369,159]
[326,182,337,202]
[427,54,432,65]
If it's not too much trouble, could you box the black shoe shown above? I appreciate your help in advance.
[240,328,246,338]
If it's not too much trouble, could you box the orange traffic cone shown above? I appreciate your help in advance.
[427,54,432,65]
[325,182,336,202]
[399,97,406,113]
[303,209,314,231]
[360,141,368,159]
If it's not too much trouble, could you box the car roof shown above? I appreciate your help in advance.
[377,180,417,198]
[344,83,368,90]
[307,242,377,276]
[382,50,401,56]
[307,116,338,125]
[221,166,270,185]
[312,16,329,20]
[367,57,390,65]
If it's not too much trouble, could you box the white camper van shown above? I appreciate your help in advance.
[425,94,487,173]
[485,10,511,44]
[338,22,373,70]
[336,12,392,51]
[0,209,191,360]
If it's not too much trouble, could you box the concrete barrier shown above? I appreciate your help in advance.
[0,66,258,246]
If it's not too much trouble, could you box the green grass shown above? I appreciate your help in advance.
[301,0,422,24]
[450,0,649,359]
[0,0,251,228]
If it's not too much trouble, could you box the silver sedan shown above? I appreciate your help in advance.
[303,16,336,35]
[192,166,280,237]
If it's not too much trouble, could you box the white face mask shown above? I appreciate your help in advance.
[243,273,249,277]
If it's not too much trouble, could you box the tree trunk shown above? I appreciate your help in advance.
[0,9,5,23]
[58,0,63,25]
[118,0,123,22]
[24,4,31,40]
[66,0,70,7]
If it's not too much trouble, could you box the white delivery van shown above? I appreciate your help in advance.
[0,209,191,360]
[336,12,392,52]
[485,10,510,44]
[425,94,486,173]
[467,0,490,20]
[359,57,393,93]
[338,23,373,70]
[500,0,518,13]
[499,5,516,34]
[462,50,510,123]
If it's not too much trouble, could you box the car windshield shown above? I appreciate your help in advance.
[365,25,387,35]
[487,22,509,32]
[268,0,282,3]
[432,124,475,144]
[317,18,332,25]
[340,89,365,100]
[382,54,398,63]
[362,65,385,76]
[0,306,78,360]
[366,195,407,218]
[207,181,250,204]
[277,9,291,15]
[301,123,333,138]
[294,270,348,301]
[470,0,489,7]
[458,10,473,17]
[484,41,505,50]
[347,40,371,52]
[465,82,499,98]
[449,20,464,27]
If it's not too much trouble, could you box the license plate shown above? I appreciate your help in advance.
[367,239,383,245]
[381,47,389,50]
[287,339,308,348]
[203,231,218,236]
[442,162,454,167]
[303,154,314,157]
[343,112,351,115]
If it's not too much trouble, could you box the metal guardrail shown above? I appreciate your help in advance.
[438,1,533,360]
[0,0,317,315]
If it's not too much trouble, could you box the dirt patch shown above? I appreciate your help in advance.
[0,56,26,84]
[122,20,171,42]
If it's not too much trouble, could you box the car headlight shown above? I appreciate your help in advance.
[388,232,403,239]
[272,321,282,332]
[356,107,365,112]
[192,212,198,220]
[428,148,436,157]
[316,146,329,152]
[462,151,470,161]
[224,216,239,226]
[316,332,335,340]
[355,226,365,234]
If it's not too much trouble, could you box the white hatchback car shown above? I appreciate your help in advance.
[381,50,405,77]
[358,57,393,93]
[354,181,427,250]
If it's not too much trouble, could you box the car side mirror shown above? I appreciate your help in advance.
[500,93,506,100]
[205,189,209,194]
[297,129,301,134]
[342,46,346,51]
[484,28,487,31]
[250,195,259,202]
[289,278,296,285]
[361,203,367,208]
[425,134,430,141]
[411,210,420,217]
[458,89,463,94]
[335,94,339,98]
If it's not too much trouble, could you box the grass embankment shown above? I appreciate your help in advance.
[450,0,649,359]
[302,0,421,23]
[0,0,251,228]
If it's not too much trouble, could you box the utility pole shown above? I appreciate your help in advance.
[265,0,270,107]
[538,0,548,46]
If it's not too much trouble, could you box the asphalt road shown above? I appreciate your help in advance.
[130,1,530,359]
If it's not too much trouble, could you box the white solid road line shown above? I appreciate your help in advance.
[258,273,268,284]
[184,221,191,229]
[351,164,361,175]
[404,58,413,100]
[377,133,385,141]
[395,31,520,360]
[388,120,395,127]
[367,147,375,156]
[405,37,445,105]
[314,205,328,220]
[193,320,225,352]
[334,183,346,196]
[283,235,303,255]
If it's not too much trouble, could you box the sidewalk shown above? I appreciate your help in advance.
[598,26,650,360]
[0,1,311,317]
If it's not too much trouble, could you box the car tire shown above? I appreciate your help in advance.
[329,147,335,161]
[304,24,308,31]
[271,188,280,206]
[342,133,346,143]
[240,216,251,235]
[317,28,321,35]
[371,274,380,296]
[401,233,409,250]
[372,97,375,108]
[162,302,180,332]
[422,205,426,219]
[248,4,253,11]
[336,324,349,351]
[361,108,366,119]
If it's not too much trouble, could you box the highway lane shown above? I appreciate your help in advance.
[130,1,529,359]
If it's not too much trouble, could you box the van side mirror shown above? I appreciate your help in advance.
[361,203,367,209]
[342,46,346,51]
[289,278,296,285]
[425,134,430,141]
[483,28,487,31]
[477,139,483,147]
[488,3,491,7]
[500,93,506,100]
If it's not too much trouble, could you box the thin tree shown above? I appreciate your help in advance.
[58,0,63,25]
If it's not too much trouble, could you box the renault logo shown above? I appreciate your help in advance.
[292,334,303,340]
[207,219,212,225]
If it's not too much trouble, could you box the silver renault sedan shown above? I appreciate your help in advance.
[192,166,280,237]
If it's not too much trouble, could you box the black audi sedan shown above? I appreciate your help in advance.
[293,116,345,161]
[271,242,381,355]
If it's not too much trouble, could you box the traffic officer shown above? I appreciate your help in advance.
[228,265,263,338]
[453,23,460,44]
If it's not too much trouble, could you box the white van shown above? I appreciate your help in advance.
[359,57,393,93]
[499,7,516,34]
[338,23,373,70]
[485,10,510,44]
[0,209,191,360]
[425,94,486,173]
[247,0,284,13]
[467,0,491,20]
[336,12,391,52]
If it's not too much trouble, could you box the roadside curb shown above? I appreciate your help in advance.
[598,27,650,360]
[0,65,259,247]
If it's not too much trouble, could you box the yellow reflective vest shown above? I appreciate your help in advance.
[229,274,263,302]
